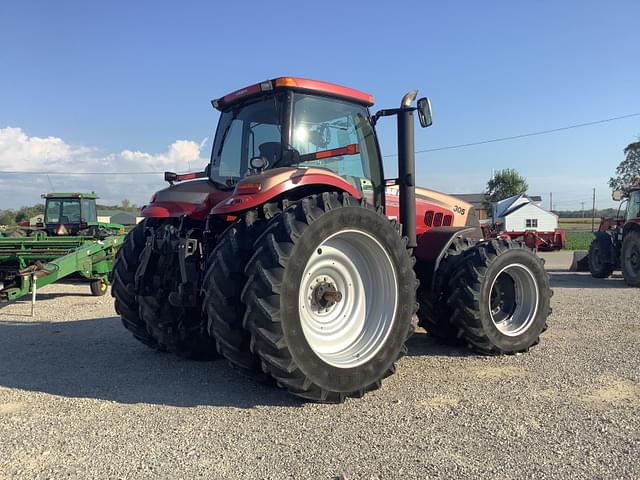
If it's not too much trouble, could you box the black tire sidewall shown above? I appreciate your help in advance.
[588,238,613,278]
[91,279,108,296]
[279,205,414,393]
[476,248,550,351]
[622,230,640,285]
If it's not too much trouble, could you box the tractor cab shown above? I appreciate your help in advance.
[43,192,98,235]
[625,188,640,223]
[208,78,385,206]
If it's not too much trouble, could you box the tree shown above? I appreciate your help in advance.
[15,204,45,223]
[485,169,529,207]
[609,140,640,193]
[120,198,131,210]
[0,209,16,226]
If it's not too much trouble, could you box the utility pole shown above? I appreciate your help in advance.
[591,188,596,232]
[549,192,553,211]
[581,201,585,219]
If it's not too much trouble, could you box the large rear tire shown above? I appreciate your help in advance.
[621,230,640,287]
[241,193,416,403]
[416,237,474,342]
[447,239,551,354]
[203,214,271,378]
[588,238,614,279]
[139,250,218,360]
[111,221,160,349]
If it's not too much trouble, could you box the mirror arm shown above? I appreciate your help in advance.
[372,107,417,125]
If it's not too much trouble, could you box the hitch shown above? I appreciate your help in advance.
[168,235,199,307]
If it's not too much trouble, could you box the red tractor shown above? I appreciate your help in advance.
[112,77,552,402]
[588,179,640,286]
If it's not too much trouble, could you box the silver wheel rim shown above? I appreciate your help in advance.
[489,263,539,337]
[298,229,398,368]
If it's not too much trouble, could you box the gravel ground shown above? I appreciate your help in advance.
[0,272,638,480]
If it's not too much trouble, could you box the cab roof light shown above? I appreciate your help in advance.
[274,77,298,88]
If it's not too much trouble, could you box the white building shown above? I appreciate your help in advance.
[97,210,143,226]
[493,195,558,232]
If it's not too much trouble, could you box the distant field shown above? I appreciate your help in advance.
[564,231,593,251]
[559,218,598,232]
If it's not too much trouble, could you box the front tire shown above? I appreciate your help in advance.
[241,193,416,403]
[447,239,552,354]
[621,230,640,287]
[416,237,474,342]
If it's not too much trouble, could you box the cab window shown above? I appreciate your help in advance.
[81,199,97,222]
[291,94,382,204]
[211,94,284,186]
[627,191,640,221]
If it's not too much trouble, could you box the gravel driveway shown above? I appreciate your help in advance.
[0,272,638,479]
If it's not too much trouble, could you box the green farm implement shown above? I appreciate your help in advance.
[0,235,123,305]
[1,192,126,308]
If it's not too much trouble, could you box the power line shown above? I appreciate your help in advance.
[0,112,638,176]
[383,111,640,157]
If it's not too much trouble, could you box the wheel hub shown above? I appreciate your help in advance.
[311,281,343,310]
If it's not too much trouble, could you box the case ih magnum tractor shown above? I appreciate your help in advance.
[588,179,640,286]
[112,77,551,402]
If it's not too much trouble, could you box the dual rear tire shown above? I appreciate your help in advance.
[111,220,218,359]
[204,193,417,402]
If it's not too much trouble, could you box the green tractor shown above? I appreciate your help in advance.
[5,192,124,238]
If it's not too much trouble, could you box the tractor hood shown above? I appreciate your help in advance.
[140,179,232,220]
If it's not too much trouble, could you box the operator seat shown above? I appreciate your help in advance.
[258,142,281,166]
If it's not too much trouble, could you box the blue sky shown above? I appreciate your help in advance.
[0,0,638,209]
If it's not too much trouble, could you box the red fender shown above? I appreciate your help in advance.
[210,167,362,216]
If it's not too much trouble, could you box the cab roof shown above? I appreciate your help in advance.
[42,192,98,199]
[212,77,374,110]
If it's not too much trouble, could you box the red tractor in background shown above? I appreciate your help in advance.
[588,178,640,286]
[112,77,552,402]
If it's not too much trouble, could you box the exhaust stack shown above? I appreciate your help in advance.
[398,91,417,248]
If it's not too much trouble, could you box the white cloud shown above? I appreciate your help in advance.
[0,127,208,208]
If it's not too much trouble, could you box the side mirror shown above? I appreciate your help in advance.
[612,190,623,201]
[417,97,432,128]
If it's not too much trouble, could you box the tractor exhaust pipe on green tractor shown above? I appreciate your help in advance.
[111,77,552,403]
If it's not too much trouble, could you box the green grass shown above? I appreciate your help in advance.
[558,218,599,232]
[564,231,593,251]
